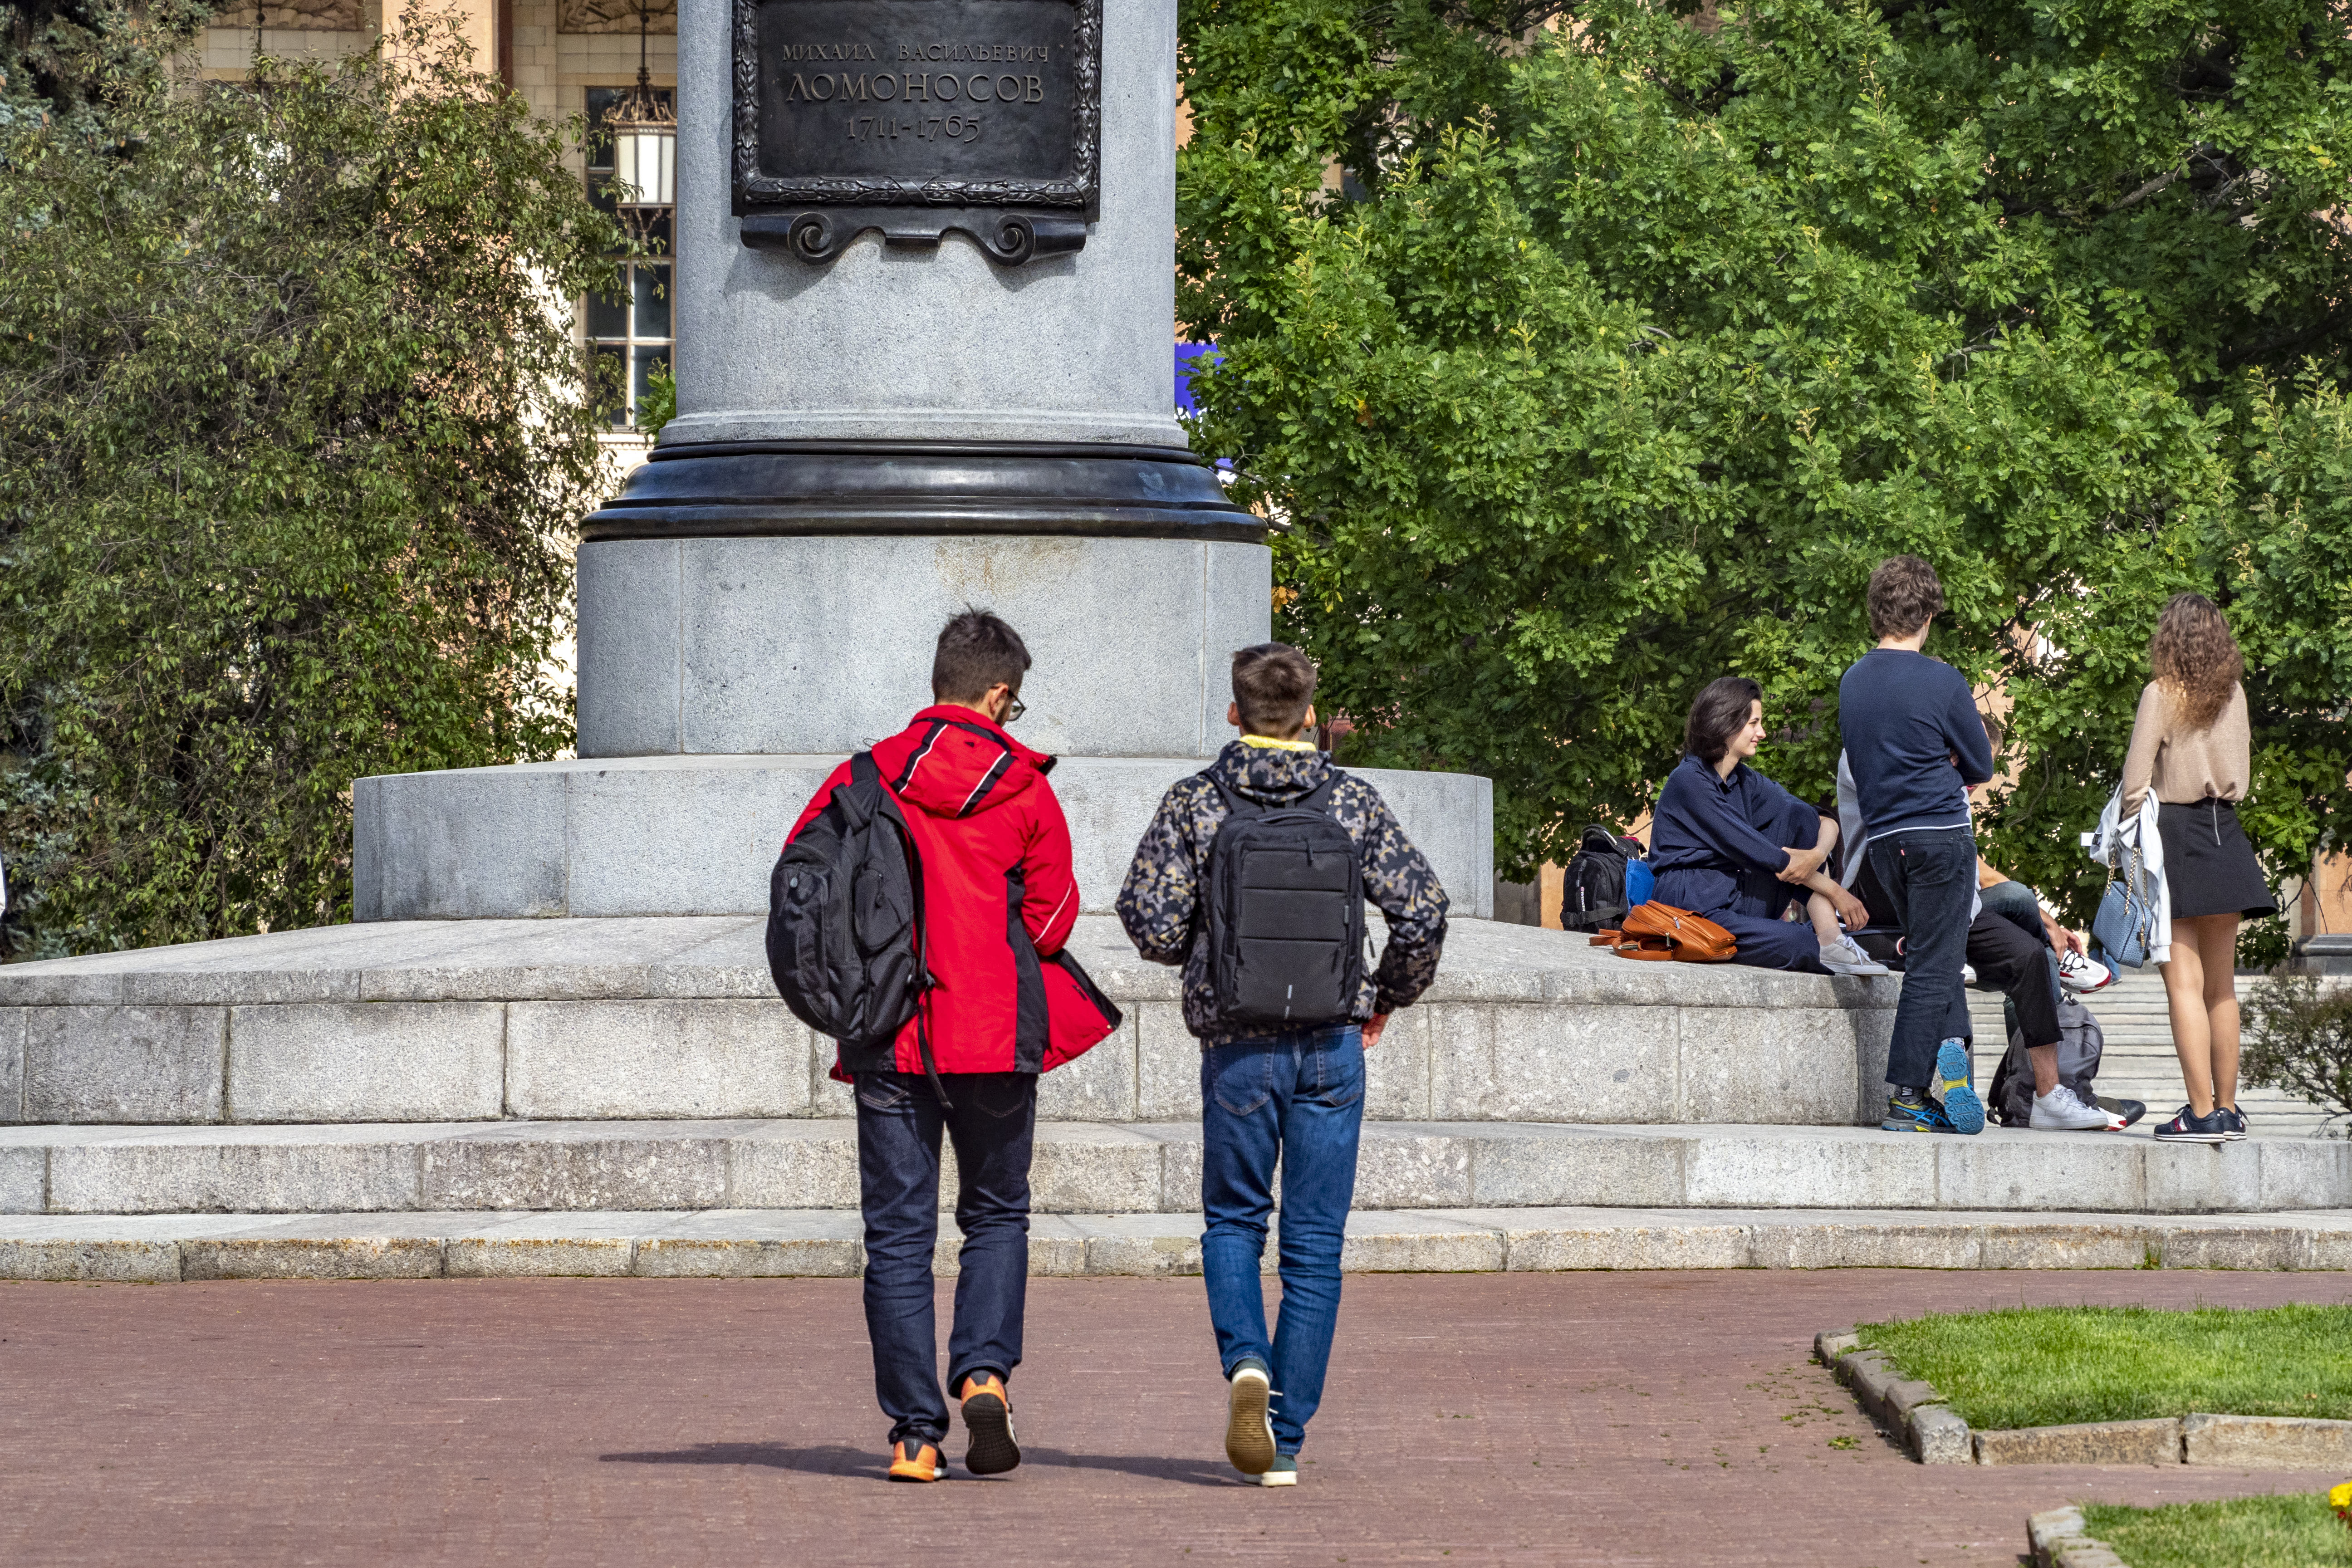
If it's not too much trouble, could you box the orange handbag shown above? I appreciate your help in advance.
[1588,901,1738,963]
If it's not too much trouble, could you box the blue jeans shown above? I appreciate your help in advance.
[1867,828,1978,1089]
[854,1070,1036,1447]
[1200,1025,1365,1456]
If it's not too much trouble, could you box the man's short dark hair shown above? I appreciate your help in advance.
[932,608,1031,705]
[1867,555,1946,640]
[1232,642,1318,735]
[1684,675,1762,765]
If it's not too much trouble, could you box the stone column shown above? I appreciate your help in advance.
[575,0,1264,763]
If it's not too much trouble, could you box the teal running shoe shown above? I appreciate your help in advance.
[1882,1089,1963,1133]
[1936,1039,1984,1135]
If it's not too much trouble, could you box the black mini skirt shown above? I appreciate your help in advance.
[2156,798,2278,920]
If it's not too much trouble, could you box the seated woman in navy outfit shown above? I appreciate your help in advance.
[1649,676,1873,974]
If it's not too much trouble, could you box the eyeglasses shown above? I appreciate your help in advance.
[1002,693,1026,723]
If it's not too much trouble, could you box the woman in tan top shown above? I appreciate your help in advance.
[2120,593,2276,1144]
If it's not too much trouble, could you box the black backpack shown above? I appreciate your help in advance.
[1562,824,1645,932]
[1204,774,1367,1033]
[766,752,933,1079]
[1990,988,2107,1127]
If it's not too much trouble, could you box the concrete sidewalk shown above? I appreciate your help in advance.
[3,1269,2347,1566]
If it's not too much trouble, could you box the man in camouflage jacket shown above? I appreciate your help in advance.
[1115,642,1447,1487]
[1116,744,1450,1043]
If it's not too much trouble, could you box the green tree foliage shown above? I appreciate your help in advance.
[1,0,216,140]
[1177,0,2352,921]
[0,23,622,954]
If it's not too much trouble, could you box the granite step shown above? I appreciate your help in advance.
[0,915,1902,1129]
[1965,972,2343,1140]
[0,1118,2343,1218]
[3,1205,2347,1282]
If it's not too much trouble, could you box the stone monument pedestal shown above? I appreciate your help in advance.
[354,0,1495,919]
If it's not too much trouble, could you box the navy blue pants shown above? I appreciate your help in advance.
[855,1070,1036,1447]
[1653,798,1827,974]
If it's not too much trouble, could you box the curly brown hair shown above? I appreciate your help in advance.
[2149,593,2243,732]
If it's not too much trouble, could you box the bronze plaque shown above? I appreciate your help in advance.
[733,0,1100,263]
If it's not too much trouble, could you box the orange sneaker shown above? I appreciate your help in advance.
[958,1373,1021,1476]
[887,1439,946,1482]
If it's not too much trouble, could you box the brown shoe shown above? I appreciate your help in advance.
[959,1373,1021,1475]
[887,1439,946,1482]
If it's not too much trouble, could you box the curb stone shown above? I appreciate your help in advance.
[1977,1418,2180,1467]
[2028,1506,2132,1568]
[2181,1411,2352,1468]
[1821,1326,2352,1468]
[1816,1329,1969,1464]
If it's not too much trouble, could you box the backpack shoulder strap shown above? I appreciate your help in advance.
[850,750,882,789]
[1208,775,1259,820]
[1299,770,1342,813]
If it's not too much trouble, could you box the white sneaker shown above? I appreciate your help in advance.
[2031,1083,2122,1131]
[1225,1363,1275,1476]
[1819,936,1890,976]
[2057,950,2114,993]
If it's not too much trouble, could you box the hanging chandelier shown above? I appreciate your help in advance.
[607,0,675,228]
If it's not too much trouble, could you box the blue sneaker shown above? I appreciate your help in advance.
[1882,1089,1963,1133]
[1936,1040,1984,1135]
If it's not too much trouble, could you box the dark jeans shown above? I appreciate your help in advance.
[1969,879,2063,1048]
[1200,1025,1366,1456]
[1867,828,1978,1090]
[854,1070,1037,1447]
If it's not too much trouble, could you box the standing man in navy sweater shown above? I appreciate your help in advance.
[1839,557,1996,1135]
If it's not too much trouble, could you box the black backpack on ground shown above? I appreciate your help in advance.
[1989,990,2106,1127]
[1562,824,1646,933]
[1204,774,1367,1033]
[766,752,932,1078]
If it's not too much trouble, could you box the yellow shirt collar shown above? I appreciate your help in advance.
[1239,734,1318,753]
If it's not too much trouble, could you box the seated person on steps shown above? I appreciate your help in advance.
[1977,854,2111,995]
[1649,676,1886,976]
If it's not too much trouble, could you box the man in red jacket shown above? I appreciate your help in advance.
[785,609,1120,1484]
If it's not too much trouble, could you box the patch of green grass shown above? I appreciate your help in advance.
[2080,1493,2350,1568]
[1855,1305,2352,1431]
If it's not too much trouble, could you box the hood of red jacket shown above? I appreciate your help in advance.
[868,706,1055,821]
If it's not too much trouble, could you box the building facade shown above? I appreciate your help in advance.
[194,0,678,450]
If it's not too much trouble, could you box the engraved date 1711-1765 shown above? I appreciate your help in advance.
[733,0,1102,265]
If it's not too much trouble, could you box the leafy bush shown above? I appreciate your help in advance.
[638,362,679,439]
[0,0,217,142]
[0,20,624,955]
[2243,970,2352,1137]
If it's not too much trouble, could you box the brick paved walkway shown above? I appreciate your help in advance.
[4,1270,2348,1566]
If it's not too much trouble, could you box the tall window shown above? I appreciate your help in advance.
[585,85,673,430]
